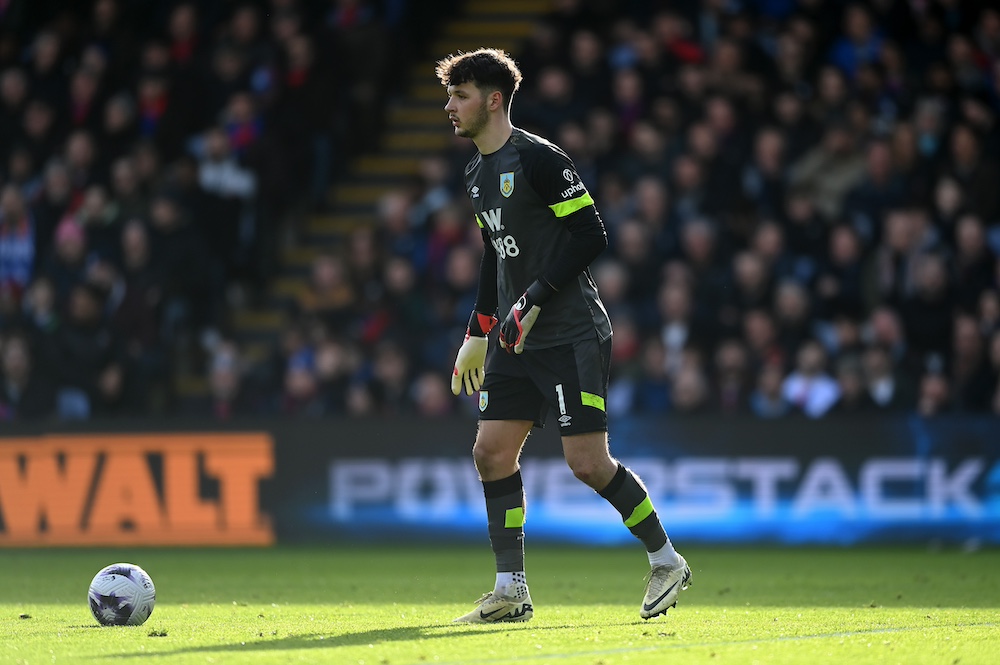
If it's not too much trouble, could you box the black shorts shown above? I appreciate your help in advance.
[479,336,611,435]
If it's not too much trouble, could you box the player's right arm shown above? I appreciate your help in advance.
[451,228,500,395]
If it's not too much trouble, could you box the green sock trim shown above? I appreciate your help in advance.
[624,496,654,528]
[504,507,525,528]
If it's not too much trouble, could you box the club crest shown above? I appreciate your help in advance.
[479,390,489,412]
[500,172,514,198]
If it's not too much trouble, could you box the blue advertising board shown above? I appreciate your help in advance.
[274,415,1000,546]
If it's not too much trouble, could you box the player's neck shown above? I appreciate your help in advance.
[474,117,513,155]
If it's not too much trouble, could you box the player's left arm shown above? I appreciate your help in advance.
[498,147,608,353]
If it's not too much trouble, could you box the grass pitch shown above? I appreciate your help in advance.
[2,546,997,664]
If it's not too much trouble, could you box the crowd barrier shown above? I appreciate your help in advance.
[1,416,996,547]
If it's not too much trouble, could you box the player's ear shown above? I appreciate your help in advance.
[489,90,503,112]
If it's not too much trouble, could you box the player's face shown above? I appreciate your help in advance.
[445,83,489,139]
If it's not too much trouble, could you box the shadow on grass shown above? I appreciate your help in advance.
[106,621,606,658]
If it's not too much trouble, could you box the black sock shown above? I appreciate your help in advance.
[598,463,667,552]
[483,470,525,573]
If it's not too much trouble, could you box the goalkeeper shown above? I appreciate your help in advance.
[440,47,691,624]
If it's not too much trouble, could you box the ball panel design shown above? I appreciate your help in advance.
[88,563,156,626]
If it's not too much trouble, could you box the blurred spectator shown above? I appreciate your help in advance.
[781,188,827,267]
[952,215,995,310]
[109,221,166,411]
[52,282,125,418]
[782,339,840,418]
[828,4,883,80]
[193,126,257,284]
[899,253,954,368]
[381,253,436,366]
[42,216,89,311]
[272,33,337,211]
[843,140,906,242]
[280,346,323,418]
[204,340,251,420]
[64,130,99,192]
[989,330,1000,415]
[866,208,938,308]
[521,66,584,137]
[725,251,772,327]
[614,219,659,320]
[18,99,59,170]
[749,363,790,419]
[788,122,865,222]
[148,188,216,347]
[0,332,55,420]
[750,221,799,286]
[670,363,710,414]
[979,290,1000,335]
[711,338,751,414]
[816,224,865,319]
[109,157,148,223]
[773,279,813,355]
[20,276,60,345]
[7,146,42,203]
[917,371,951,417]
[412,371,452,417]
[314,336,358,414]
[296,253,356,333]
[742,308,784,370]
[942,123,1000,222]
[567,29,612,109]
[0,68,29,156]
[950,314,993,412]
[96,92,137,178]
[78,184,122,263]
[0,184,35,301]
[367,340,412,414]
[830,355,875,414]
[741,127,787,218]
[862,345,912,412]
[656,280,698,377]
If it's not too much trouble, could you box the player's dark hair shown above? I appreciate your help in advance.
[435,48,522,113]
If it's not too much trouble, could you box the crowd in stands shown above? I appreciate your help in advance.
[3,0,1000,421]
[0,0,406,418]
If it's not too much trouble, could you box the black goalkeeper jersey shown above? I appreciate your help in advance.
[465,127,613,350]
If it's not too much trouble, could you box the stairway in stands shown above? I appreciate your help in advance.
[175,0,549,401]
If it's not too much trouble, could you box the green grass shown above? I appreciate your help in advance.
[2,546,997,664]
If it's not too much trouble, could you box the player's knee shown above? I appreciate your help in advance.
[473,440,514,478]
[567,456,602,487]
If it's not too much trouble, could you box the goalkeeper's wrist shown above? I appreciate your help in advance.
[525,278,556,307]
[467,310,497,337]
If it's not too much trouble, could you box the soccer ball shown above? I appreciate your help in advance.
[88,563,156,626]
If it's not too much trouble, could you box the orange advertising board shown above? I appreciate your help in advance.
[0,433,274,546]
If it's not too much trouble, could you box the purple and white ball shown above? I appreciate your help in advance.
[88,563,156,626]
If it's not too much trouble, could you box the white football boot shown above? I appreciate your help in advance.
[453,588,533,623]
[640,554,692,619]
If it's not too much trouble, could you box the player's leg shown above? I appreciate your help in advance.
[454,357,544,624]
[548,338,691,619]
[562,432,691,618]
[473,417,533,601]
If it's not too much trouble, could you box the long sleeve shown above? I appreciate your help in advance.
[474,228,498,315]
